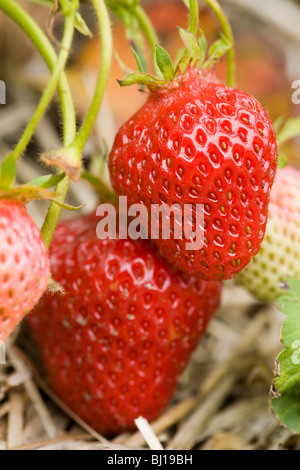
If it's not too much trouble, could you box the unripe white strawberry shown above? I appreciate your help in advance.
[236,166,300,302]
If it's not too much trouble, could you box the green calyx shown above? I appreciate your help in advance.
[0,182,83,211]
[0,170,82,210]
[111,0,234,89]
[117,26,231,89]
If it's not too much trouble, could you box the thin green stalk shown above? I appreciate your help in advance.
[81,170,117,202]
[67,0,113,158]
[133,4,160,75]
[40,0,79,250]
[12,3,75,246]
[133,5,160,57]
[41,177,70,248]
[42,0,113,248]
[8,2,76,161]
[105,0,159,73]
[204,0,235,86]
[0,0,76,146]
[0,0,78,249]
[189,0,199,36]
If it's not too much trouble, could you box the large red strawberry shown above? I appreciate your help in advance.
[109,67,278,280]
[237,166,300,302]
[28,211,222,436]
[0,200,50,342]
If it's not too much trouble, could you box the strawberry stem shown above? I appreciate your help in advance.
[133,4,160,59]
[81,170,118,203]
[0,0,77,164]
[204,0,236,87]
[66,0,113,159]
[41,0,113,249]
[0,0,76,148]
[41,177,70,248]
[189,0,199,36]
[106,1,161,76]
[0,0,79,251]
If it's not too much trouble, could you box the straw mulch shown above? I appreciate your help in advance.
[0,282,297,451]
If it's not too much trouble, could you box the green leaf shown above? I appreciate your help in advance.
[28,173,65,189]
[176,27,202,73]
[277,277,300,318]
[131,46,145,73]
[155,45,174,81]
[271,278,300,433]
[277,116,300,144]
[113,4,148,74]
[52,200,84,211]
[174,46,186,69]
[198,30,207,67]
[272,384,300,434]
[117,72,165,88]
[0,154,16,188]
[114,51,133,76]
[278,154,288,169]
[75,12,93,38]
[275,349,300,393]
[130,40,147,76]
[203,35,231,70]
[178,27,202,61]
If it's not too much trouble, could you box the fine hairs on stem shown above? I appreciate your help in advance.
[42,0,113,248]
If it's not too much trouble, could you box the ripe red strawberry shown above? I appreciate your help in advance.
[28,211,222,436]
[0,200,50,342]
[237,166,300,302]
[109,68,278,280]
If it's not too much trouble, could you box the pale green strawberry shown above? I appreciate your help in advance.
[236,166,300,302]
